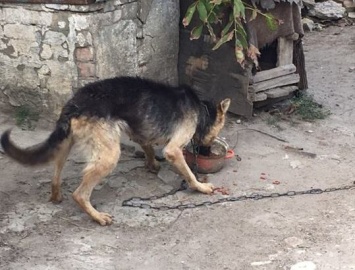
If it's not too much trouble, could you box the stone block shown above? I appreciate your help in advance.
[37,65,51,75]
[46,61,77,95]
[96,20,138,78]
[72,14,90,31]
[75,47,94,62]
[4,24,37,41]
[121,1,138,20]
[138,0,179,84]
[51,13,70,32]
[8,39,39,57]
[77,62,95,78]
[2,7,52,26]
[43,31,67,45]
[40,44,53,60]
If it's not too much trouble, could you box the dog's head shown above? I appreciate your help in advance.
[199,98,231,146]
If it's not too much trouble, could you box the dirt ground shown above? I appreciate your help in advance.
[1,25,355,270]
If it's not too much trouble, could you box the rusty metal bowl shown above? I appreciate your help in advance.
[183,137,234,174]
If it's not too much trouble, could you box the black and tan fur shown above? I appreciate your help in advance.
[1,76,230,225]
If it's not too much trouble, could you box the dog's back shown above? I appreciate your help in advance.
[63,76,202,143]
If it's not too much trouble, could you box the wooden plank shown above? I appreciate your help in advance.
[253,92,268,102]
[265,86,298,99]
[253,73,300,93]
[250,64,296,84]
[277,37,294,66]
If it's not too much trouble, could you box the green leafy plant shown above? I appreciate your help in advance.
[182,0,282,67]
[291,94,331,121]
[15,105,40,130]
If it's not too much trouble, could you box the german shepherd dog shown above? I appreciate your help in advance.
[1,76,230,225]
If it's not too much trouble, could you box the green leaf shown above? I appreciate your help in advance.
[265,13,278,31]
[235,28,248,49]
[234,41,245,65]
[210,0,223,4]
[197,1,208,22]
[203,0,213,12]
[190,25,204,40]
[221,18,234,37]
[208,12,218,24]
[233,0,245,19]
[182,2,197,27]
[250,8,258,22]
[212,30,234,50]
[206,22,217,42]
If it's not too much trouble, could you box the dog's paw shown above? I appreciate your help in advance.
[49,193,63,204]
[146,160,161,174]
[196,182,214,194]
[93,212,113,226]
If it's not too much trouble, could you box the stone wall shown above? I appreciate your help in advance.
[0,0,179,117]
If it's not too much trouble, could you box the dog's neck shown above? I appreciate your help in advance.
[194,101,217,144]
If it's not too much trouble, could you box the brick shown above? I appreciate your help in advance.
[75,47,94,62]
[77,62,95,78]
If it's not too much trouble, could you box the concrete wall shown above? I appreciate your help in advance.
[0,0,179,117]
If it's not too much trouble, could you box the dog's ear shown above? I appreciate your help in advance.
[219,98,231,113]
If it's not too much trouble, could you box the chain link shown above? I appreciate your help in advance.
[122,181,355,210]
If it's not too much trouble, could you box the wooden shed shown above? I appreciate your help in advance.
[178,0,307,118]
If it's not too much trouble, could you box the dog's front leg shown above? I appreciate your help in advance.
[163,144,214,194]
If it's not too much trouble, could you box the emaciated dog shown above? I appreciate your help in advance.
[1,76,230,225]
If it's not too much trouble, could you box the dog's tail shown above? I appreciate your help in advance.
[1,117,72,166]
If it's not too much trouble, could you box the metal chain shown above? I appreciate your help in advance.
[123,139,355,210]
[122,181,355,210]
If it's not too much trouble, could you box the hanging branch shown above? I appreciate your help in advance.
[182,0,283,68]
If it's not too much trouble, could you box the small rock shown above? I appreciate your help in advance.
[236,119,242,124]
[38,179,52,184]
[308,0,345,20]
[250,261,272,266]
[348,12,355,19]
[349,66,355,72]
[313,23,323,31]
[265,184,275,190]
[282,154,289,160]
[290,160,302,169]
[290,261,317,270]
[284,236,304,248]
[302,18,315,32]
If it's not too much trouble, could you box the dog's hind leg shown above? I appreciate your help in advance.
[71,120,121,225]
[50,138,73,203]
[140,144,160,173]
[163,128,214,194]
